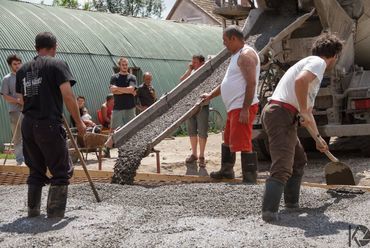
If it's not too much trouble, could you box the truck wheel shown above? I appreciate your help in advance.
[300,137,330,152]
[252,133,271,161]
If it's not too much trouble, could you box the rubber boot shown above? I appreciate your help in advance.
[284,176,302,208]
[28,185,42,217]
[47,185,68,218]
[262,177,285,222]
[210,144,236,179]
[241,152,258,184]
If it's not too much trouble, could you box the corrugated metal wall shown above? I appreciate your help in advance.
[0,0,225,149]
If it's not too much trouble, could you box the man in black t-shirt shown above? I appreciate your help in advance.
[136,72,157,112]
[15,32,86,219]
[109,57,137,131]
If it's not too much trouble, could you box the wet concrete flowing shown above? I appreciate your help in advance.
[0,183,369,247]
[111,59,230,185]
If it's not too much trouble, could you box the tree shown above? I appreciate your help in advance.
[53,0,79,8]
[94,0,164,18]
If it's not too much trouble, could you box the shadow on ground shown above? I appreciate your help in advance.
[0,215,77,234]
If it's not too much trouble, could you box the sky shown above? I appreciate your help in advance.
[21,0,176,19]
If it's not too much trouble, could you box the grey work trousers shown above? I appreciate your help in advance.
[111,108,136,131]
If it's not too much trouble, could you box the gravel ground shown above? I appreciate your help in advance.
[0,183,369,248]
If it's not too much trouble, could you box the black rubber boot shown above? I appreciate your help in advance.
[262,177,285,222]
[27,185,42,218]
[241,152,258,184]
[47,185,68,218]
[210,144,236,179]
[284,176,302,208]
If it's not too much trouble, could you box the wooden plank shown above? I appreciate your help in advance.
[0,165,112,179]
[134,172,241,183]
[73,169,112,178]
[1,165,369,192]
[0,165,29,174]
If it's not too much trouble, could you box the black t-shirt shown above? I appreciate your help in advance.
[137,84,156,107]
[110,73,137,110]
[16,56,76,121]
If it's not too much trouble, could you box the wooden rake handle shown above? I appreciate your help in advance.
[62,115,102,202]
[305,125,339,163]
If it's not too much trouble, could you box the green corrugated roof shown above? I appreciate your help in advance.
[0,0,225,151]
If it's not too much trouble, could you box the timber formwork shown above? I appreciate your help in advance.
[1,165,369,193]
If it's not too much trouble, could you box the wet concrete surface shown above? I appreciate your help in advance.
[0,183,369,247]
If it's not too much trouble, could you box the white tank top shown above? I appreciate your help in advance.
[221,45,260,112]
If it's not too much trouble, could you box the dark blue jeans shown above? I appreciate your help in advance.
[22,116,73,186]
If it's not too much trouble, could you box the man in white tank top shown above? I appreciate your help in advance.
[202,25,260,183]
[261,33,343,222]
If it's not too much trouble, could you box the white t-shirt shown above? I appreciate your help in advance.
[270,56,326,111]
[221,45,260,112]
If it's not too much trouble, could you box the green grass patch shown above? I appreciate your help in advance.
[0,153,15,159]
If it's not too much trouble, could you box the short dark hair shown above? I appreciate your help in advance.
[77,96,85,101]
[106,94,114,101]
[192,54,205,63]
[35,32,57,51]
[312,33,343,58]
[223,25,244,40]
[6,54,22,65]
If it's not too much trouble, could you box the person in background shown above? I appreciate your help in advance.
[136,72,157,112]
[110,57,137,131]
[99,93,114,128]
[1,54,24,165]
[77,96,96,128]
[71,96,96,128]
[180,55,209,168]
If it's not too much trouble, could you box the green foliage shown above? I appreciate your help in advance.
[83,2,91,10]
[172,124,188,137]
[51,0,164,17]
[94,0,164,18]
[53,0,79,8]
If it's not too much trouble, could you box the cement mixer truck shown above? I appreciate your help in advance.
[246,0,370,159]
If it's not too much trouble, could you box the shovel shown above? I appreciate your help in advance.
[305,125,356,185]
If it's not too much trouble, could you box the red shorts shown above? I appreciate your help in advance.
[223,104,258,152]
